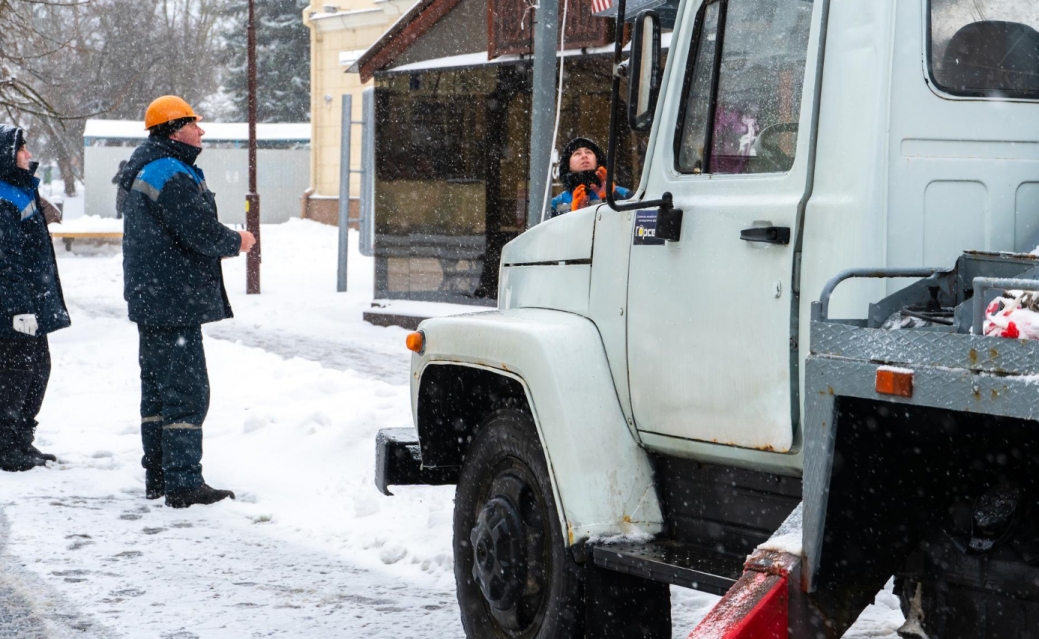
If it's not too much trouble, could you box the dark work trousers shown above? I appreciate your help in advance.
[0,336,50,452]
[138,325,210,492]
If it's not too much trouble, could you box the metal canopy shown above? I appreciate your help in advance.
[594,0,679,28]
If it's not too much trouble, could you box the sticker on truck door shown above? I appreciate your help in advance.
[633,210,665,245]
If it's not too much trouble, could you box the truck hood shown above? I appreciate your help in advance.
[501,207,596,265]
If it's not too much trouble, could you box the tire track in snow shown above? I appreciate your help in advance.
[66,298,410,385]
[0,506,112,639]
[204,323,410,386]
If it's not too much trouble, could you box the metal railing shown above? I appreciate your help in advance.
[815,268,943,321]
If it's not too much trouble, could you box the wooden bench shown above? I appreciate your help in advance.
[50,232,123,252]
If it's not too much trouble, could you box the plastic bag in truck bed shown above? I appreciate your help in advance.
[984,291,1039,340]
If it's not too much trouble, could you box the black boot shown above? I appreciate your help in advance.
[0,424,45,472]
[165,484,235,509]
[0,447,46,472]
[141,419,164,499]
[23,443,56,463]
[145,469,165,500]
[17,423,55,462]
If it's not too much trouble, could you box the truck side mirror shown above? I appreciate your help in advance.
[628,10,661,132]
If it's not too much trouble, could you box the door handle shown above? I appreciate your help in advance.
[740,226,790,245]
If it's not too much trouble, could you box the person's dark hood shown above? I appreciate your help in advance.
[119,136,202,192]
[0,124,38,188]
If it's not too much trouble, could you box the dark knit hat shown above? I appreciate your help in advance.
[149,116,197,139]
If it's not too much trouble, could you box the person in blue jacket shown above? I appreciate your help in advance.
[0,125,69,472]
[120,96,255,508]
[549,137,631,218]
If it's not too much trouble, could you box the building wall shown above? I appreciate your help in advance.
[374,63,531,304]
[84,145,309,225]
[303,2,415,222]
[372,54,648,305]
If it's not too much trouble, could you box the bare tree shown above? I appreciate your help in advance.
[10,0,230,195]
[88,0,227,120]
[0,0,85,120]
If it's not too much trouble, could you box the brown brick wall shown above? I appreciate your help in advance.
[301,192,360,229]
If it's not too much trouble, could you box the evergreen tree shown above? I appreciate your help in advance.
[224,0,311,123]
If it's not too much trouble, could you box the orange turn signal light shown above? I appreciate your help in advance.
[406,331,425,353]
[876,367,913,398]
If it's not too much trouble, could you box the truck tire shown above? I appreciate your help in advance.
[453,409,584,639]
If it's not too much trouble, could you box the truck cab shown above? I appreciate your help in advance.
[376,0,1039,636]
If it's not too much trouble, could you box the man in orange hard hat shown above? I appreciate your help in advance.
[119,95,256,508]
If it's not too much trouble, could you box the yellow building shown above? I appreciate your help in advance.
[301,1,415,224]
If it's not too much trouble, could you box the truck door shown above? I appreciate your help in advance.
[626,0,819,452]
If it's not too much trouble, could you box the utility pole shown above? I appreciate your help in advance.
[246,0,261,294]
[526,0,559,228]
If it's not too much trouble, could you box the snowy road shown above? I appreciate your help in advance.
[1,222,471,637]
[0,508,111,639]
[1,490,462,638]
[0,219,903,637]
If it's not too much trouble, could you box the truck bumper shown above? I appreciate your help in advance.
[374,428,458,496]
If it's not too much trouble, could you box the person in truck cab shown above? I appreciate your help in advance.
[549,137,631,218]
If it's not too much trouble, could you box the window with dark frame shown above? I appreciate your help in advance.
[675,0,814,176]
[929,0,1039,99]
[676,2,721,174]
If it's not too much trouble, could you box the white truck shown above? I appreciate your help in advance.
[375,0,1039,637]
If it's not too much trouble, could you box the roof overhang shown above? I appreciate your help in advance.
[376,32,672,75]
[350,0,461,83]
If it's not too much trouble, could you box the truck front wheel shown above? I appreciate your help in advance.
[453,410,583,638]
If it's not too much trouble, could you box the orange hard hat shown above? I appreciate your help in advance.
[144,95,201,130]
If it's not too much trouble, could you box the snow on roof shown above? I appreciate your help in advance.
[389,51,521,72]
[385,33,672,74]
[83,119,310,142]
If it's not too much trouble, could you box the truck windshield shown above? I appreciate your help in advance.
[930,0,1039,98]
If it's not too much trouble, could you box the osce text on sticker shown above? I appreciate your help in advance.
[633,210,666,246]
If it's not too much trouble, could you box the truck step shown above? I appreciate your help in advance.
[592,540,744,596]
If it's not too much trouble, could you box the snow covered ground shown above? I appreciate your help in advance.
[0,217,904,638]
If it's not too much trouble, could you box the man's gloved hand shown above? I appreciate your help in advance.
[237,230,256,253]
[12,314,38,337]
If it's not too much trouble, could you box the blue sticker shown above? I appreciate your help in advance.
[633,210,665,245]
